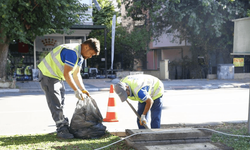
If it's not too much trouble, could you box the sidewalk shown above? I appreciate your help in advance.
[162,78,250,90]
[0,78,115,93]
[0,78,249,93]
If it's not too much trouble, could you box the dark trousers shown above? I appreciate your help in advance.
[39,71,68,130]
[137,96,163,129]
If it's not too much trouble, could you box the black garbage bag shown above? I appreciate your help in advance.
[69,96,106,139]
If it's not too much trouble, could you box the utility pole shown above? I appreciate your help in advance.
[104,28,107,78]
[248,84,250,134]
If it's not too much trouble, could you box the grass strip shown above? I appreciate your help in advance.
[0,132,134,150]
[211,123,250,150]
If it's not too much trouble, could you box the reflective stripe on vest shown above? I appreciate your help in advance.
[121,74,164,103]
[38,44,81,80]
[42,46,64,77]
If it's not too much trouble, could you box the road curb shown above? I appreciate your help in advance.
[161,120,248,128]
[0,87,111,93]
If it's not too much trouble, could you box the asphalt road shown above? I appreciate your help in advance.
[0,88,249,135]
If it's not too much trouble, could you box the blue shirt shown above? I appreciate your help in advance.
[60,48,84,68]
[131,86,150,102]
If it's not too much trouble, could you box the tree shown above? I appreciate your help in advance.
[87,0,119,70]
[115,26,151,70]
[125,0,250,41]
[92,0,120,25]
[125,0,250,77]
[89,0,151,71]
[0,0,88,80]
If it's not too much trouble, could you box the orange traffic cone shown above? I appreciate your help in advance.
[103,84,119,122]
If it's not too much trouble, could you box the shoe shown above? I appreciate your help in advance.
[57,126,74,139]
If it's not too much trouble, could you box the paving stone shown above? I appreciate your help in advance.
[125,128,232,150]
[125,128,212,142]
[133,142,233,150]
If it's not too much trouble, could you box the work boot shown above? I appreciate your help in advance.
[56,126,74,139]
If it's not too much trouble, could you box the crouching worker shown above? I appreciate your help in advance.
[38,38,100,139]
[114,74,164,129]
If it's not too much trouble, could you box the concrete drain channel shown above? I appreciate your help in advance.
[111,128,232,150]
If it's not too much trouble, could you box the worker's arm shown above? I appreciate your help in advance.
[64,65,86,100]
[72,66,86,91]
[142,97,154,115]
[139,97,153,126]
[137,87,153,115]
[64,65,78,91]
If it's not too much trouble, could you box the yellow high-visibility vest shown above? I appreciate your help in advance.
[121,74,164,103]
[38,44,81,80]
[24,66,31,75]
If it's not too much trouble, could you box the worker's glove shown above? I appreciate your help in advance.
[140,114,147,126]
[74,89,84,100]
[81,89,90,96]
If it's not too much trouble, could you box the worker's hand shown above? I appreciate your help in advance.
[74,89,84,100]
[140,114,147,126]
[81,89,90,96]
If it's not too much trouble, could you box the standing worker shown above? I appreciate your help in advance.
[38,38,100,139]
[114,74,164,129]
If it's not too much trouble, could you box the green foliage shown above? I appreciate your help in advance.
[0,0,89,78]
[93,0,120,25]
[149,0,249,39]
[127,0,249,37]
[89,0,151,70]
[125,0,250,76]
[124,0,153,25]
[89,24,151,70]
[0,0,89,44]
[88,0,118,69]
[115,26,151,70]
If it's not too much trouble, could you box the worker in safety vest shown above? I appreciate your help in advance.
[38,38,100,139]
[114,74,164,129]
[24,66,32,76]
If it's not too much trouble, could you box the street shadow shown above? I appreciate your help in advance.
[0,91,78,99]
[0,91,45,98]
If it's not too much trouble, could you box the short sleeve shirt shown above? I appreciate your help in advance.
[131,86,150,102]
[60,48,84,67]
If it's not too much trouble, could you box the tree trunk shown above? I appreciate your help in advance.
[0,36,10,80]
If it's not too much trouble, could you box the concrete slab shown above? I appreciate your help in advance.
[124,128,233,150]
[132,142,233,150]
[125,128,211,142]
[124,128,234,150]
[109,131,126,137]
